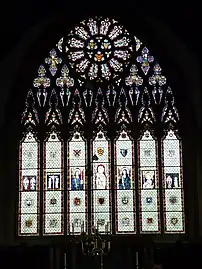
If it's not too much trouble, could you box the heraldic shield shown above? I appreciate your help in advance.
[120,149,128,157]
[97,147,104,156]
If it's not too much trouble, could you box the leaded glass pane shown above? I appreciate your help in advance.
[68,131,87,234]
[162,130,185,233]
[92,130,111,233]
[115,130,136,234]
[18,132,40,236]
[18,15,186,237]
[43,131,64,235]
[138,130,160,233]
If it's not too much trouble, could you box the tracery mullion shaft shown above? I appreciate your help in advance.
[87,139,91,233]
[63,137,68,235]
[40,138,44,236]
[157,136,164,234]
[110,137,116,234]
[134,135,140,234]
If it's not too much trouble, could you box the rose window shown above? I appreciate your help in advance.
[65,17,133,81]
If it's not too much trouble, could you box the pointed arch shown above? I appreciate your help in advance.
[18,15,186,236]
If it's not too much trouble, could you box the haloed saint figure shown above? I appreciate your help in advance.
[95,164,107,189]
[71,168,84,190]
[142,171,155,189]
[165,173,179,188]
[118,167,131,190]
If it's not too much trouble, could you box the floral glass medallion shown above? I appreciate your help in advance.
[65,17,133,82]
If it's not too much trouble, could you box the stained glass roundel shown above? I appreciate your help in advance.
[65,17,133,82]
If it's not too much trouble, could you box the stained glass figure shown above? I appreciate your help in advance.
[138,130,160,233]
[65,17,133,82]
[114,129,136,233]
[18,131,40,235]
[68,130,87,234]
[92,129,111,233]
[162,129,185,233]
[43,131,64,235]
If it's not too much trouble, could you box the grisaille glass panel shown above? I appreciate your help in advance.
[114,130,136,233]
[68,131,87,234]
[138,130,160,233]
[43,131,64,235]
[162,130,185,233]
[18,131,40,235]
[92,130,111,233]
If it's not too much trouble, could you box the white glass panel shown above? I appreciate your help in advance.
[94,212,111,233]
[117,190,134,212]
[45,191,62,213]
[69,213,86,234]
[44,213,62,234]
[19,132,39,236]
[43,131,63,235]
[164,189,182,212]
[141,211,159,232]
[21,192,38,214]
[114,130,135,234]
[92,130,111,233]
[162,130,185,234]
[20,214,38,235]
[68,131,87,234]
[165,211,184,233]
[138,130,160,233]
[117,212,135,233]
[141,189,158,212]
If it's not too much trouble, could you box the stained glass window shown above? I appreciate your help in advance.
[43,130,64,235]
[114,129,136,233]
[18,16,185,236]
[138,130,160,233]
[18,131,40,235]
[68,131,87,234]
[162,129,185,233]
[91,129,111,233]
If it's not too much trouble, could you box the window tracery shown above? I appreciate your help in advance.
[65,17,132,82]
[18,16,185,236]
